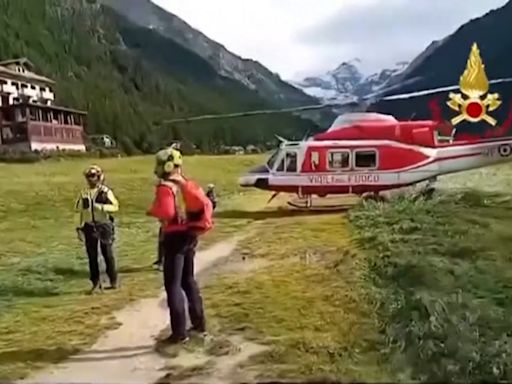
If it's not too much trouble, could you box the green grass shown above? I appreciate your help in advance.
[200,164,512,382]
[349,166,512,382]
[203,211,390,382]
[3,155,512,382]
[0,154,265,380]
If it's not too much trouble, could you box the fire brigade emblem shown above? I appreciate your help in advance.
[447,42,501,126]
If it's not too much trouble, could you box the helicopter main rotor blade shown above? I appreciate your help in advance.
[159,78,512,125]
[377,78,512,101]
[160,101,359,124]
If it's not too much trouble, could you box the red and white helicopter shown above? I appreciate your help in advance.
[237,110,512,209]
[166,43,512,209]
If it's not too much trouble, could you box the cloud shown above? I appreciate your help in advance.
[153,0,508,79]
[297,0,508,74]
[152,0,348,79]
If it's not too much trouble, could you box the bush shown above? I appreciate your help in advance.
[349,192,512,382]
[0,147,40,163]
[0,147,124,163]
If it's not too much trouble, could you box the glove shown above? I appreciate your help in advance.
[76,227,84,243]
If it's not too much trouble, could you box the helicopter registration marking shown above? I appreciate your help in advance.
[482,143,512,157]
[307,174,380,184]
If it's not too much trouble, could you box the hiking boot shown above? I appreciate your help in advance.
[163,334,189,345]
[187,326,207,337]
[105,281,118,290]
[89,283,103,295]
[152,261,163,271]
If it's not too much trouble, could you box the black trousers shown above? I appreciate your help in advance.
[156,228,164,265]
[83,223,117,286]
[163,231,205,338]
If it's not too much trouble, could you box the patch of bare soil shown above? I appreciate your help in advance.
[156,335,269,384]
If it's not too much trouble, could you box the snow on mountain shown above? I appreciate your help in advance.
[293,59,409,104]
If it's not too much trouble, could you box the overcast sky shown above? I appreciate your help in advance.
[152,0,508,80]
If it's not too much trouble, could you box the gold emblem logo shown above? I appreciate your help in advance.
[447,42,501,126]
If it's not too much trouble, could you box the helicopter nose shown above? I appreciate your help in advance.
[239,164,270,188]
[238,174,258,187]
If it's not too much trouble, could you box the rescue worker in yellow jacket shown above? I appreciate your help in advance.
[75,165,120,293]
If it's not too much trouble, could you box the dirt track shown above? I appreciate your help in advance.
[20,237,253,384]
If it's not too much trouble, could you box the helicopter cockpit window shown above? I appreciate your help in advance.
[354,150,377,169]
[285,151,297,172]
[276,151,298,172]
[328,150,350,170]
[266,150,280,169]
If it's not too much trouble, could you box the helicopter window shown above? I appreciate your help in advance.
[266,150,280,169]
[354,150,377,169]
[276,151,298,172]
[327,150,350,170]
[285,151,297,172]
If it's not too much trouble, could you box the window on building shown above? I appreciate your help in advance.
[327,150,350,170]
[29,107,38,121]
[354,150,378,169]
[1,125,28,144]
[15,107,27,121]
[21,83,28,89]
[2,107,14,121]
[30,85,36,90]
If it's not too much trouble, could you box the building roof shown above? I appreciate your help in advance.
[0,57,35,70]
[0,58,55,85]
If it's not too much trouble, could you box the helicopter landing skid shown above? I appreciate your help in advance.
[287,195,357,211]
[414,177,438,200]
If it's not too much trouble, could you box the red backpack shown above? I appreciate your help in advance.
[177,179,214,235]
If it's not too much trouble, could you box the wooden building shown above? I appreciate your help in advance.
[0,58,87,152]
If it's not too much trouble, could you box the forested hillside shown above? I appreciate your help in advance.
[0,0,318,153]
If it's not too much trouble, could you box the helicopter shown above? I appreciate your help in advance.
[163,43,512,210]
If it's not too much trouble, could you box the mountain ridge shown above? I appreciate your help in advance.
[100,0,319,108]
[293,60,408,105]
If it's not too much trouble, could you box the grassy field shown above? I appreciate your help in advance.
[348,166,512,382]
[199,164,512,382]
[0,154,264,380]
[202,211,390,382]
[2,155,512,382]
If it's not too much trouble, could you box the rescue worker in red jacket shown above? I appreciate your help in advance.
[147,147,213,344]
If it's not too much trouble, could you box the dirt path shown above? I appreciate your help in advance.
[20,237,244,384]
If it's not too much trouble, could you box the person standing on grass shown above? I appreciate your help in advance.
[146,147,213,344]
[153,184,216,271]
[206,184,217,211]
[152,143,181,271]
[75,165,120,294]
